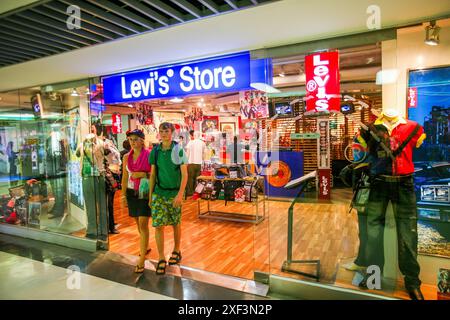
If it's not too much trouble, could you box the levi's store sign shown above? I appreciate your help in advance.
[103,53,256,104]
[305,52,340,113]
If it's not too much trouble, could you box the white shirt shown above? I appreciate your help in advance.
[186,139,206,165]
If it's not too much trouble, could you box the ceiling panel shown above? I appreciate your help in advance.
[0,0,278,67]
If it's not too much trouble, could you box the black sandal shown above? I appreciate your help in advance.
[134,264,145,273]
[168,251,182,265]
[156,260,167,275]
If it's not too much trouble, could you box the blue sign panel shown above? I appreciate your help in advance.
[103,52,253,104]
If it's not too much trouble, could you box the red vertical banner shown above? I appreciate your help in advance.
[408,87,418,108]
[112,113,122,134]
[305,51,340,113]
[318,169,331,200]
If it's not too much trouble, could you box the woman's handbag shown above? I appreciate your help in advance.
[139,178,150,199]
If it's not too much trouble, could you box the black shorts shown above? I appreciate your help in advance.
[126,189,151,217]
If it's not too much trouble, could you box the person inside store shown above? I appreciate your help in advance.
[355,109,426,300]
[178,135,186,152]
[120,139,131,162]
[148,122,188,275]
[76,123,108,241]
[121,129,152,273]
[185,131,206,197]
[102,134,122,234]
[226,135,245,164]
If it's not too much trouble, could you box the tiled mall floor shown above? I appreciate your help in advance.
[0,251,174,300]
[0,233,266,300]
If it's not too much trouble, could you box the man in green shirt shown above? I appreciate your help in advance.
[149,122,188,275]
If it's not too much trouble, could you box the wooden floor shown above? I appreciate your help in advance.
[109,190,439,300]
[109,191,360,282]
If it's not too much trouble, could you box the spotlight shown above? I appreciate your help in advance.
[425,21,440,46]
[71,88,79,97]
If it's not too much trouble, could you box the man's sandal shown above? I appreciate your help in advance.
[134,264,145,273]
[168,251,182,265]
[156,260,167,275]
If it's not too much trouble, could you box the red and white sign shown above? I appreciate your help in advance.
[305,52,340,113]
[112,113,122,134]
[408,87,418,108]
[318,169,331,200]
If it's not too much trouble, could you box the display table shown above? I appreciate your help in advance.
[196,176,266,224]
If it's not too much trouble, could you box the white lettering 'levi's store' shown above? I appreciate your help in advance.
[121,66,237,100]
[180,65,236,92]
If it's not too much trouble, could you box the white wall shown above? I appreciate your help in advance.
[396,19,450,115]
[383,19,450,115]
[380,19,450,285]
[0,0,449,92]
[0,0,39,14]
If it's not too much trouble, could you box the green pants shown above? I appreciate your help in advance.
[186,164,201,196]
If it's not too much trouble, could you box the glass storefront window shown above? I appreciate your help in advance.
[0,80,108,244]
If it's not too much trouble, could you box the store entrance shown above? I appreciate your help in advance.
[106,91,270,282]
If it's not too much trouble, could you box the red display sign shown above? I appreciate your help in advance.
[112,113,122,134]
[408,87,418,108]
[305,52,340,113]
[318,169,331,200]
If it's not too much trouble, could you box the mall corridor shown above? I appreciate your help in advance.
[0,234,267,300]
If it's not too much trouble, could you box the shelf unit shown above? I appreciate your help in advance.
[258,94,382,177]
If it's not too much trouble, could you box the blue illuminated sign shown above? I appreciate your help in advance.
[102,52,269,104]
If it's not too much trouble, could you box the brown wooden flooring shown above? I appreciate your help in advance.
[108,191,439,300]
[109,191,360,282]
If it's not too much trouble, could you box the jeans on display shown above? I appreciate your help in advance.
[186,164,201,196]
[106,189,116,232]
[365,176,421,290]
[354,211,369,267]
[82,175,108,240]
[49,175,67,217]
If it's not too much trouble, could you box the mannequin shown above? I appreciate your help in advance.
[356,109,426,300]
[46,130,67,219]
[76,125,108,240]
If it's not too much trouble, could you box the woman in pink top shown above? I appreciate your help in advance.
[121,129,152,273]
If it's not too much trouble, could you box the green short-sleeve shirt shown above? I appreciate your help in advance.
[149,142,187,198]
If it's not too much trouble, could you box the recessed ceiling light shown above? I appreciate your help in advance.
[169,97,184,103]
[71,88,79,97]
[278,73,285,77]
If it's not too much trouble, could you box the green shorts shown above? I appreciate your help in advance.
[151,194,181,227]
